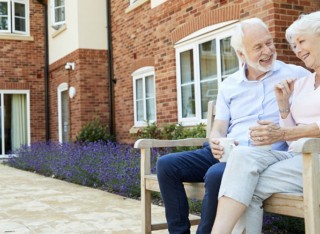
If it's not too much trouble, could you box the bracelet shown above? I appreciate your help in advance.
[279,109,289,113]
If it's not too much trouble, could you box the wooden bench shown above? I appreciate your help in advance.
[134,101,320,234]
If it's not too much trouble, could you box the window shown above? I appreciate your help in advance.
[0,91,30,158]
[51,0,65,27]
[0,0,29,35]
[57,83,69,143]
[175,23,240,125]
[132,67,156,127]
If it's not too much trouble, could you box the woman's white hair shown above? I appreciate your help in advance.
[286,11,320,44]
[231,18,268,55]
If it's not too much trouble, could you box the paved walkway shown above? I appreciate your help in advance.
[0,164,199,233]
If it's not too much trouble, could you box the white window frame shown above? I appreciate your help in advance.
[132,66,157,127]
[0,90,30,158]
[50,0,65,27]
[130,0,139,5]
[57,83,68,143]
[0,0,29,35]
[175,21,241,126]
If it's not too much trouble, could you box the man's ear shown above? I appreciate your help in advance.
[238,50,246,63]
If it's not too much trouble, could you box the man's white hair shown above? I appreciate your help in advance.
[231,18,269,57]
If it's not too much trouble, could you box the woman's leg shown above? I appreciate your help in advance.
[212,147,293,234]
[244,154,303,234]
[212,196,246,234]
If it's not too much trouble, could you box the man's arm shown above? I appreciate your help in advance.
[209,119,229,159]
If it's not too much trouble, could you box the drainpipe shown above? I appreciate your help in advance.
[106,0,116,138]
[37,0,50,142]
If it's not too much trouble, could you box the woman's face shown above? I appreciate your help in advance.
[291,33,320,70]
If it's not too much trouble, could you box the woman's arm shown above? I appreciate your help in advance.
[282,123,320,141]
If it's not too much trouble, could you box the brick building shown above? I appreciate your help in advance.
[1,0,319,158]
[110,0,320,143]
[0,0,45,157]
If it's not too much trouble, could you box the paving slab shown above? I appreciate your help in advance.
[0,164,199,233]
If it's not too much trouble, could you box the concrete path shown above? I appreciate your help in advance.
[0,164,199,233]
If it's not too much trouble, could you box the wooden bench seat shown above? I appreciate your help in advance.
[134,101,320,234]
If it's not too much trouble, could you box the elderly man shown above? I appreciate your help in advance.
[156,18,310,234]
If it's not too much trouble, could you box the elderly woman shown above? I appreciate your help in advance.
[211,11,320,234]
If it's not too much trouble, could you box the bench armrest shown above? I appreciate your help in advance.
[135,138,208,176]
[292,138,320,154]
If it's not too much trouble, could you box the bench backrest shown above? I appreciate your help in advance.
[206,100,216,138]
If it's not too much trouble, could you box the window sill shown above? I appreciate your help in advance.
[125,0,149,13]
[151,0,167,8]
[51,24,67,38]
[129,126,143,134]
[0,34,34,41]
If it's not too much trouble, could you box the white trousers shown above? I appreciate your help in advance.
[218,146,302,234]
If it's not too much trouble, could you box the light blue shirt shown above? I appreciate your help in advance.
[215,60,310,151]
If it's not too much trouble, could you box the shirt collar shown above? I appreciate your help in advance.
[236,60,281,83]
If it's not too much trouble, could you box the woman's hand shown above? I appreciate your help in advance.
[274,79,295,101]
[274,79,295,118]
[249,120,285,145]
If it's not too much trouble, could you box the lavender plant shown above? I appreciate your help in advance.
[7,141,170,197]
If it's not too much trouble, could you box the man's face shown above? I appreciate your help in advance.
[239,25,276,73]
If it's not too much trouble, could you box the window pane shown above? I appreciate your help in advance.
[14,3,25,17]
[136,100,144,121]
[14,17,25,31]
[14,3,26,32]
[54,0,65,23]
[220,37,239,80]
[199,39,218,118]
[0,2,8,15]
[201,80,218,119]
[199,40,217,81]
[146,98,155,121]
[180,50,194,84]
[55,7,65,22]
[61,90,69,143]
[5,94,28,153]
[182,84,195,118]
[135,78,143,100]
[55,0,64,7]
[0,16,8,30]
[145,75,154,98]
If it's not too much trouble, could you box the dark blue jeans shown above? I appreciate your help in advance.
[156,142,226,234]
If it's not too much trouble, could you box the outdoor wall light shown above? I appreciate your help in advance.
[65,62,75,70]
[69,86,76,99]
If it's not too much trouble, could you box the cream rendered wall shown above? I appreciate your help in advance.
[78,0,107,49]
[49,0,107,64]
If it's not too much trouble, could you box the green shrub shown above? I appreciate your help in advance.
[134,122,206,141]
[76,118,113,143]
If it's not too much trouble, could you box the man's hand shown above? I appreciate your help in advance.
[249,120,285,145]
[210,138,238,160]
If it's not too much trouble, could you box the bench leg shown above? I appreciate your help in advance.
[142,187,152,234]
[303,153,320,233]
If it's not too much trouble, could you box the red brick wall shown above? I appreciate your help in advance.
[111,0,319,143]
[49,49,109,141]
[0,1,46,143]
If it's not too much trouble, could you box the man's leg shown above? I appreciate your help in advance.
[196,162,226,234]
[156,143,218,234]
